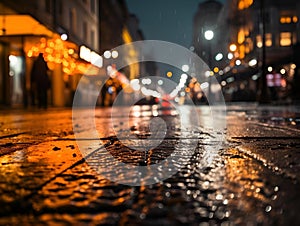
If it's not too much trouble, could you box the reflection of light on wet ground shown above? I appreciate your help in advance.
[224,148,285,225]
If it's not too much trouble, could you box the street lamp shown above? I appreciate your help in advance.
[204,29,214,101]
[204,30,214,41]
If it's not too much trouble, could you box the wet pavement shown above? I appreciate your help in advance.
[0,104,300,225]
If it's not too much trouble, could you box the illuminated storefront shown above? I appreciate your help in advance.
[0,11,101,107]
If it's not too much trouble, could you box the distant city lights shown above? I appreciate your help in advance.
[130,79,140,91]
[213,67,219,73]
[182,64,189,72]
[205,71,211,77]
[104,50,111,59]
[200,82,209,89]
[204,30,214,41]
[215,53,223,61]
[235,59,241,66]
[268,66,273,72]
[229,44,237,52]
[60,33,68,41]
[166,71,173,77]
[248,59,257,67]
[111,50,118,58]
[142,78,151,85]
[227,53,234,60]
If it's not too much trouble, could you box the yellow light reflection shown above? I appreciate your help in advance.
[224,147,278,220]
[213,67,219,73]
[167,71,173,77]
[238,0,253,10]
[122,27,132,44]
[293,16,298,23]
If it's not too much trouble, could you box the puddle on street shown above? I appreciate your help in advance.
[224,148,300,225]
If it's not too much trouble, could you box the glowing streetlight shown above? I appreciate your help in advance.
[204,30,214,41]
[204,29,214,102]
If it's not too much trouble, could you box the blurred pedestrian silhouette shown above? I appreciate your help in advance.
[30,53,50,109]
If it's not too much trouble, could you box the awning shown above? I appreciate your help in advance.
[0,15,53,37]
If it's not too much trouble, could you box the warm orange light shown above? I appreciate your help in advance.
[27,50,33,57]
[122,27,132,44]
[238,1,245,10]
[265,33,272,47]
[167,71,173,77]
[238,0,253,10]
[238,29,245,44]
[256,35,262,48]
[293,16,298,23]
[49,41,55,48]
[239,45,245,59]
[280,32,292,46]
[68,49,74,54]
[213,67,219,73]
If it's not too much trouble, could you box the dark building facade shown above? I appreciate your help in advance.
[193,0,224,69]
[225,0,300,102]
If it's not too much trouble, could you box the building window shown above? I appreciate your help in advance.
[280,32,292,46]
[69,8,77,32]
[265,33,272,47]
[256,35,262,48]
[280,16,298,24]
[83,21,88,40]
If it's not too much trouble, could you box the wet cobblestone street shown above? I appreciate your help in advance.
[0,105,300,225]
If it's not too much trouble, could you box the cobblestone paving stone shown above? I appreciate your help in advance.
[0,106,299,225]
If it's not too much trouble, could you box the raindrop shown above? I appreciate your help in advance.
[225,211,231,218]
[265,205,272,212]
[158,203,164,209]
[140,213,146,219]
[216,194,223,200]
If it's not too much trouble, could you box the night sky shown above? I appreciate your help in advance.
[126,0,225,48]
